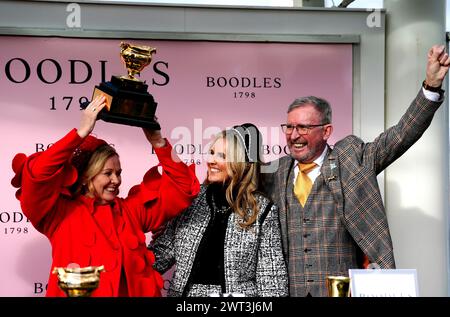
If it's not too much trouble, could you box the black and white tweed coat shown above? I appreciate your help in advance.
[150,184,288,297]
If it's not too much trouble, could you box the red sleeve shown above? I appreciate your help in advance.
[31,129,83,177]
[126,140,200,232]
[12,129,81,230]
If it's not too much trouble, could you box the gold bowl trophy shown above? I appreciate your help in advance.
[53,265,105,297]
[85,42,160,129]
[326,276,351,297]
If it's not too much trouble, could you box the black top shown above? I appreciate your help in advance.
[189,183,232,292]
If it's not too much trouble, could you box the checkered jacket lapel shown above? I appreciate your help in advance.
[321,150,343,211]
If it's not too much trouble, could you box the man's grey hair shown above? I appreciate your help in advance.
[287,96,332,124]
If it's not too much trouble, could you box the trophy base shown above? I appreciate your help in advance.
[89,76,160,130]
[99,111,161,129]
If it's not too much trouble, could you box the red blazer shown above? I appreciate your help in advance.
[12,129,199,297]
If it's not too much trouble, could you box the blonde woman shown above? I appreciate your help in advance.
[150,123,288,297]
[11,95,199,296]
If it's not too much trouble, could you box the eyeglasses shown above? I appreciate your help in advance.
[280,123,328,135]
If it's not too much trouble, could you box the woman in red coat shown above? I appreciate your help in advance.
[11,95,200,297]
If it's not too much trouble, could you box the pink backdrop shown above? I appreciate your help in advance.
[0,35,352,296]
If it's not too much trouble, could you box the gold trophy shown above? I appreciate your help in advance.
[326,276,351,297]
[86,42,160,129]
[53,265,105,297]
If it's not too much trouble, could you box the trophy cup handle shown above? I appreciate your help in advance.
[94,265,105,274]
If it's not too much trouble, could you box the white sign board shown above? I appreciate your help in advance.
[349,269,419,297]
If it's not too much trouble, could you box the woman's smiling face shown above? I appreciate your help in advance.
[206,137,230,183]
[90,155,122,204]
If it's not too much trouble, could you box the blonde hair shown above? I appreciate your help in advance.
[73,145,119,198]
[205,130,261,228]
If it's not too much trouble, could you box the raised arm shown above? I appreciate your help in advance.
[142,127,167,149]
[77,95,107,138]
[359,45,450,174]
[12,95,107,230]
[31,95,107,177]
[126,126,200,232]
[425,44,450,89]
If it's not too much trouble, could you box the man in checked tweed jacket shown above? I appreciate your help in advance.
[262,45,449,297]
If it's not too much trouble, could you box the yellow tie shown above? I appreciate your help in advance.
[294,162,317,207]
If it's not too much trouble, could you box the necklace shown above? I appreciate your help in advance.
[206,184,232,215]
[215,205,231,215]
